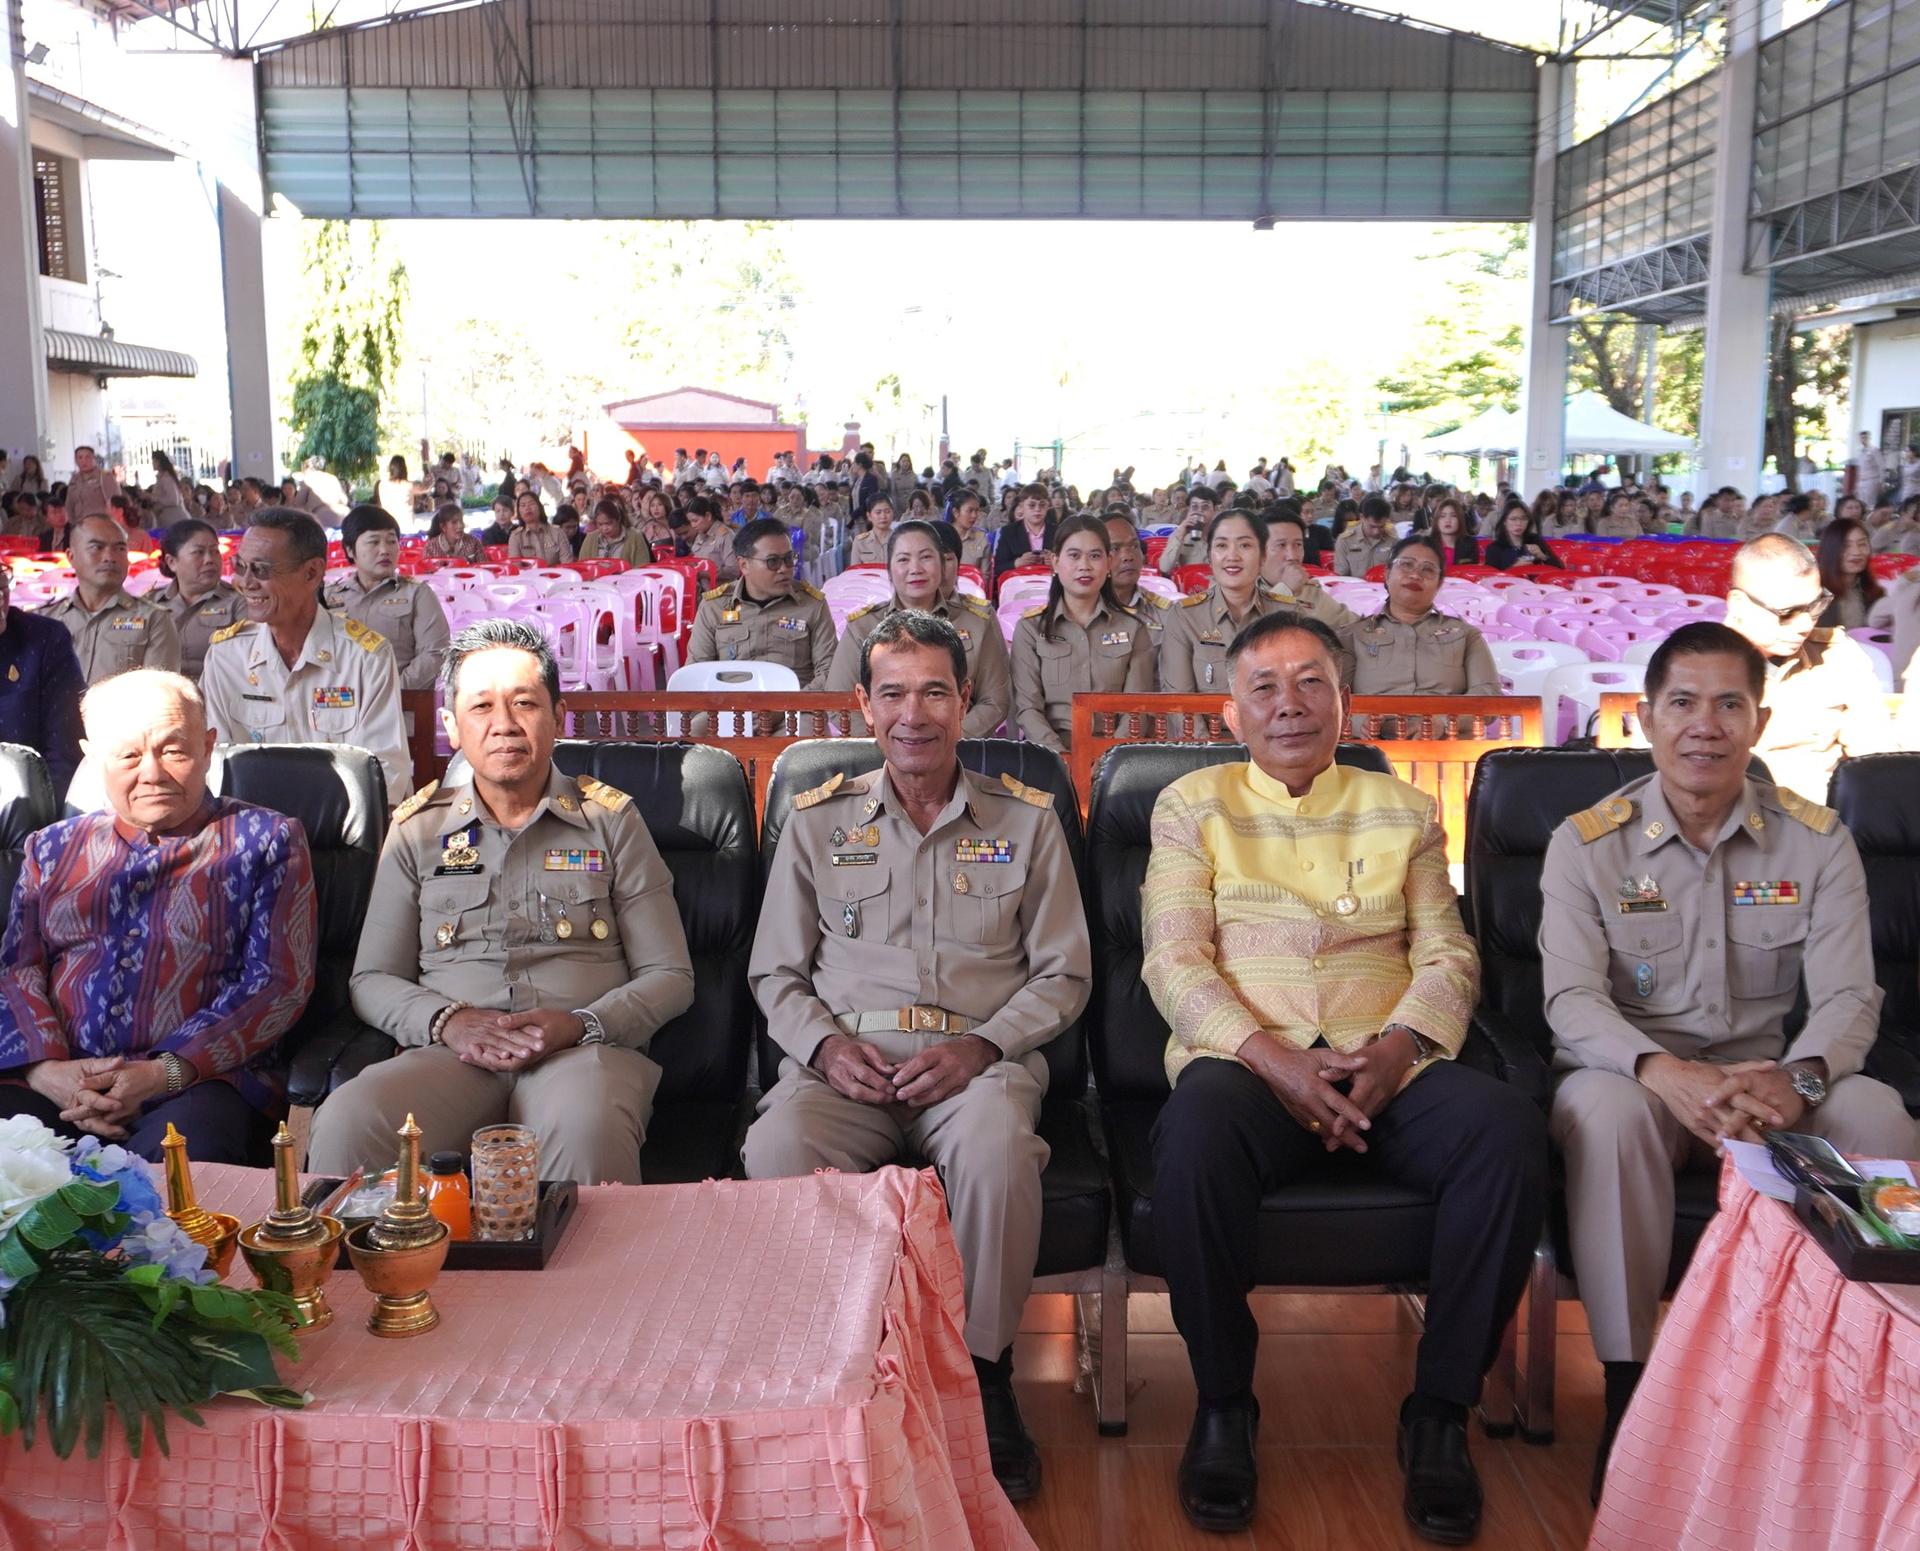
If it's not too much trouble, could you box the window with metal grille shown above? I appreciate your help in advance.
[32,153,78,281]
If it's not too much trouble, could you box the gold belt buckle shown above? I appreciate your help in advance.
[904,1005,946,1033]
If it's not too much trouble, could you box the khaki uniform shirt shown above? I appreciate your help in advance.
[1540,774,1881,1081]
[848,529,890,568]
[349,766,695,1051]
[150,581,245,681]
[1111,587,1173,640]
[751,766,1091,1078]
[685,522,739,583]
[957,528,992,582]
[1270,575,1357,632]
[1754,628,1895,802]
[826,593,1013,739]
[65,468,122,524]
[686,580,837,688]
[323,573,452,692]
[1157,584,1294,693]
[1332,528,1397,578]
[1340,609,1502,696]
[200,609,411,804]
[1688,508,1742,540]
[35,589,182,685]
[1155,526,1210,576]
[1009,596,1157,751]
[507,523,571,566]
[1589,514,1642,541]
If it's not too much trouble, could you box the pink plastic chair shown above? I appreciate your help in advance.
[1576,624,1662,662]
[529,595,620,692]
[1496,601,1557,633]
[1609,601,1672,628]
[1534,616,1596,647]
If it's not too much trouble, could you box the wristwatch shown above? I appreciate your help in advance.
[572,1009,610,1046]
[1383,1024,1441,1062]
[158,1052,189,1096]
[1789,1065,1828,1111]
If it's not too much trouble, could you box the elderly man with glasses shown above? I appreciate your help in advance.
[200,508,411,803]
[1723,533,1897,801]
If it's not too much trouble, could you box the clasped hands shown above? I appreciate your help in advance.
[441,1008,586,1072]
[1638,1053,1806,1146]
[1241,1027,1422,1154]
[26,1055,172,1140]
[813,1031,997,1108]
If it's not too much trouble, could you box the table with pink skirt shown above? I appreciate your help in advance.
[0,1163,1035,1551]
[1591,1166,1920,1551]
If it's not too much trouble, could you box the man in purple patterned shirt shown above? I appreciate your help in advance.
[0,669,317,1164]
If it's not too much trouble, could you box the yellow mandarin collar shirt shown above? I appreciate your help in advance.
[1141,759,1478,1085]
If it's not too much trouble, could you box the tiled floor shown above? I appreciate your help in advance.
[1009,1293,1603,1551]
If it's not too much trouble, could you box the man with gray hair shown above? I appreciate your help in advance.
[1723,532,1896,800]
[0,669,317,1162]
[745,609,1092,1502]
[308,620,694,1186]
[200,507,411,803]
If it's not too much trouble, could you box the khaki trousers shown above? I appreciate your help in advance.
[743,1032,1049,1361]
[1551,1067,1919,1362]
[307,1042,662,1186]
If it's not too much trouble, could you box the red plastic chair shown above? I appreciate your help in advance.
[1174,563,1213,596]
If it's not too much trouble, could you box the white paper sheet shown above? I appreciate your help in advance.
[1720,1137,1916,1204]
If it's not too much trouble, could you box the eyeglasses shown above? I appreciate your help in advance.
[233,560,295,582]
[1733,585,1831,625]
[749,551,796,570]
[1388,561,1442,581]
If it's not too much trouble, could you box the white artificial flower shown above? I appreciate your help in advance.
[0,1115,73,1237]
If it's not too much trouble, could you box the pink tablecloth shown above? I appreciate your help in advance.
[0,1165,1035,1551]
[1590,1167,1920,1551]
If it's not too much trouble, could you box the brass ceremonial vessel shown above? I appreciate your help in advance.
[343,1113,450,1338]
[239,1121,346,1329]
[160,1122,242,1279]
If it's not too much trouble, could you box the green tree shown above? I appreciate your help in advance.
[1765,318,1850,485]
[285,222,409,485]
[1374,225,1527,431]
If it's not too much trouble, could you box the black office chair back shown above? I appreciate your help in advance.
[0,743,57,914]
[1830,753,1920,1059]
[1084,742,1391,1101]
[757,738,1087,1097]
[551,741,756,1107]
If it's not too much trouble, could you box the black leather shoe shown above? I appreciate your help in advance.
[1178,1397,1259,1532]
[978,1367,1041,1502]
[1396,1398,1483,1546]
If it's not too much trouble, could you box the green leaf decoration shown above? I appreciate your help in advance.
[16,1192,82,1250]
[57,1179,121,1217]
[0,1230,39,1283]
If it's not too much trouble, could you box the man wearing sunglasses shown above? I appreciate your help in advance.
[1723,534,1895,802]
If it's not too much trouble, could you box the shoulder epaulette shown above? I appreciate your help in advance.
[1776,788,1839,836]
[1139,591,1170,609]
[1021,604,1046,620]
[794,771,845,810]
[796,582,825,600]
[956,594,991,616]
[1179,592,1210,607]
[577,774,632,813]
[341,616,388,652]
[998,772,1053,809]
[209,620,251,646]
[1570,796,1634,845]
[701,584,730,601]
[393,780,440,825]
[847,601,884,623]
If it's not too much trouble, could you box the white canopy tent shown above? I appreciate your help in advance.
[1560,392,1695,456]
[1422,406,1522,456]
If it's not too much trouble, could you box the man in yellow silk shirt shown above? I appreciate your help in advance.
[1141,610,1548,1546]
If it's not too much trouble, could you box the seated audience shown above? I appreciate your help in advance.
[424,502,487,563]
[0,566,83,793]
[324,504,453,691]
[1340,536,1501,696]
[37,516,183,685]
[151,519,246,681]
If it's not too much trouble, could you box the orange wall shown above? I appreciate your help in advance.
[603,421,804,479]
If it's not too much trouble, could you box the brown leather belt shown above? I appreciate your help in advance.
[837,1007,976,1036]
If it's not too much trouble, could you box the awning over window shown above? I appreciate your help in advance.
[45,329,197,379]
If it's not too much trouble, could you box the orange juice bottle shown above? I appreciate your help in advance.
[425,1151,472,1241]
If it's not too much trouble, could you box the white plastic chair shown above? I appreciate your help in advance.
[1488,640,1589,698]
[1850,635,1897,692]
[1136,573,1181,603]
[1621,640,1661,666]
[665,660,801,735]
[1541,662,1646,745]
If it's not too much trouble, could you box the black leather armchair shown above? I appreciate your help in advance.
[0,742,58,913]
[1464,748,1721,1443]
[1829,753,1920,1114]
[759,738,1123,1428]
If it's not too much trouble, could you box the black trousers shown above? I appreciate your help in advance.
[1151,1056,1548,1408]
[0,1081,274,1166]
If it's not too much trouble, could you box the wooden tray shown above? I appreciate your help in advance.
[301,1178,578,1271]
[1793,1186,1920,1284]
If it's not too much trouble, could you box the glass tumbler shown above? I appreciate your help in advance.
[470,1124,540,1241]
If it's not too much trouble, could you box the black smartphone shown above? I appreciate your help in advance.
[1765,1130,1866,1201]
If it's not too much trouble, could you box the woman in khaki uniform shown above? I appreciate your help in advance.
[578,496,654,569]
[324,505,453,691]
[1157,509,1292,693]
[152,518,245,680]
[507,490,571,565]
[1009,514,1154,752]
[848,495,896,568]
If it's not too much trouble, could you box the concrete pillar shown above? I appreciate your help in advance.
[1697,0,1771,494]
[217,179,275,483]
[1519,61,1567,499]
[0,0,48,465]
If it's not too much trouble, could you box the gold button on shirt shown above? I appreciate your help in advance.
[1340,609,1503,696]
[1141,760,1477,1086]
[686,580,838,688]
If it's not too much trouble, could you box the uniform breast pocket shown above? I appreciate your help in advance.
[713,625,752,661]
[1035,638,1078,689]
[232,690,287,735]
[309,695,361,736]
[1728,907,1810,1000]
[1093,635,1137,689]
[421,876,490,958]
[955,860,1028,945]
[1603,916,1688,1013]
[1191,641,1228,688]
[545,874,619,950]
[829,863,892,938]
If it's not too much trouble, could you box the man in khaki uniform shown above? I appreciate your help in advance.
[63,446,121,524]
[685,517,836,685]
[1332,495,1398,577]
[1262,510,1355,631]
[1340,536,1502,696]
[745,609,1091,1503]
[37,516,182,684]
[199,509,411,803]
[310,620,695,1186]
[1104,512,1172,648]
[324,506,452,691]
[682,495,738,583]
[1724,533,1897,800]
[1540,621,1917,1501]
[1155,487,1219,576]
